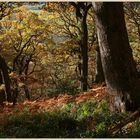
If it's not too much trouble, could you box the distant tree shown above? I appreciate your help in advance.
[0,6,50,102]
[124,2,140,37]
[44,2,96,91]
[70,2,92,91]
[0,2,14,103]
[124,3,140,72]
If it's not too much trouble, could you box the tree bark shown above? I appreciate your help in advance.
[0,71,6,104]
[80,9,88,91]
[94,45,105,83]
[70,2,92,91]
[12,81,18,105]
[0,55,12,102]
[23,83,30,100]
[93,2,140,112]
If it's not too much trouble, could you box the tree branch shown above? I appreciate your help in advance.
[108,108,140,134]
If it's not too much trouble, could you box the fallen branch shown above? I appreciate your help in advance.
[89,86,106,92]
[108,108,140,134]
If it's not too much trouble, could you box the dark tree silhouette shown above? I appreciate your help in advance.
[71,2,92,91]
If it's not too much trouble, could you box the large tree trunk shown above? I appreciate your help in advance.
[0,55,12,102]
[93,2,140,112]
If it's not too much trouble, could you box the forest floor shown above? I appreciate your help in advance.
[0,83,107,115]
[0,83,139,138]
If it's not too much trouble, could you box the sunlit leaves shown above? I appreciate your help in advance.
[124,3,140,68]
[0,4,53,78]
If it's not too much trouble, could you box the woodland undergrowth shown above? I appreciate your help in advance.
[0,84,140,138]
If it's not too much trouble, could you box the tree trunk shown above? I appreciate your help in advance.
[12,81,18,105]
[24,66,30,100]
[70,2,92,91]
[24,84,30,100]
[0,55,12,102]
[93,2,140,112]
[80,12,88,91]
[94,45,105,83]
[0,71,6,104]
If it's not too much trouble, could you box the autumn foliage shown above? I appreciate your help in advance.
[0,2,140,138]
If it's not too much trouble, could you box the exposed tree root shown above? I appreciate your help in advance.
[108,108,140,134]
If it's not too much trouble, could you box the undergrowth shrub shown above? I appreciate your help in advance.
[0,107,84,138]
[0,99,139,138]
[114,119,140,138]
[47,80,79,97]
[127,119,140,138]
